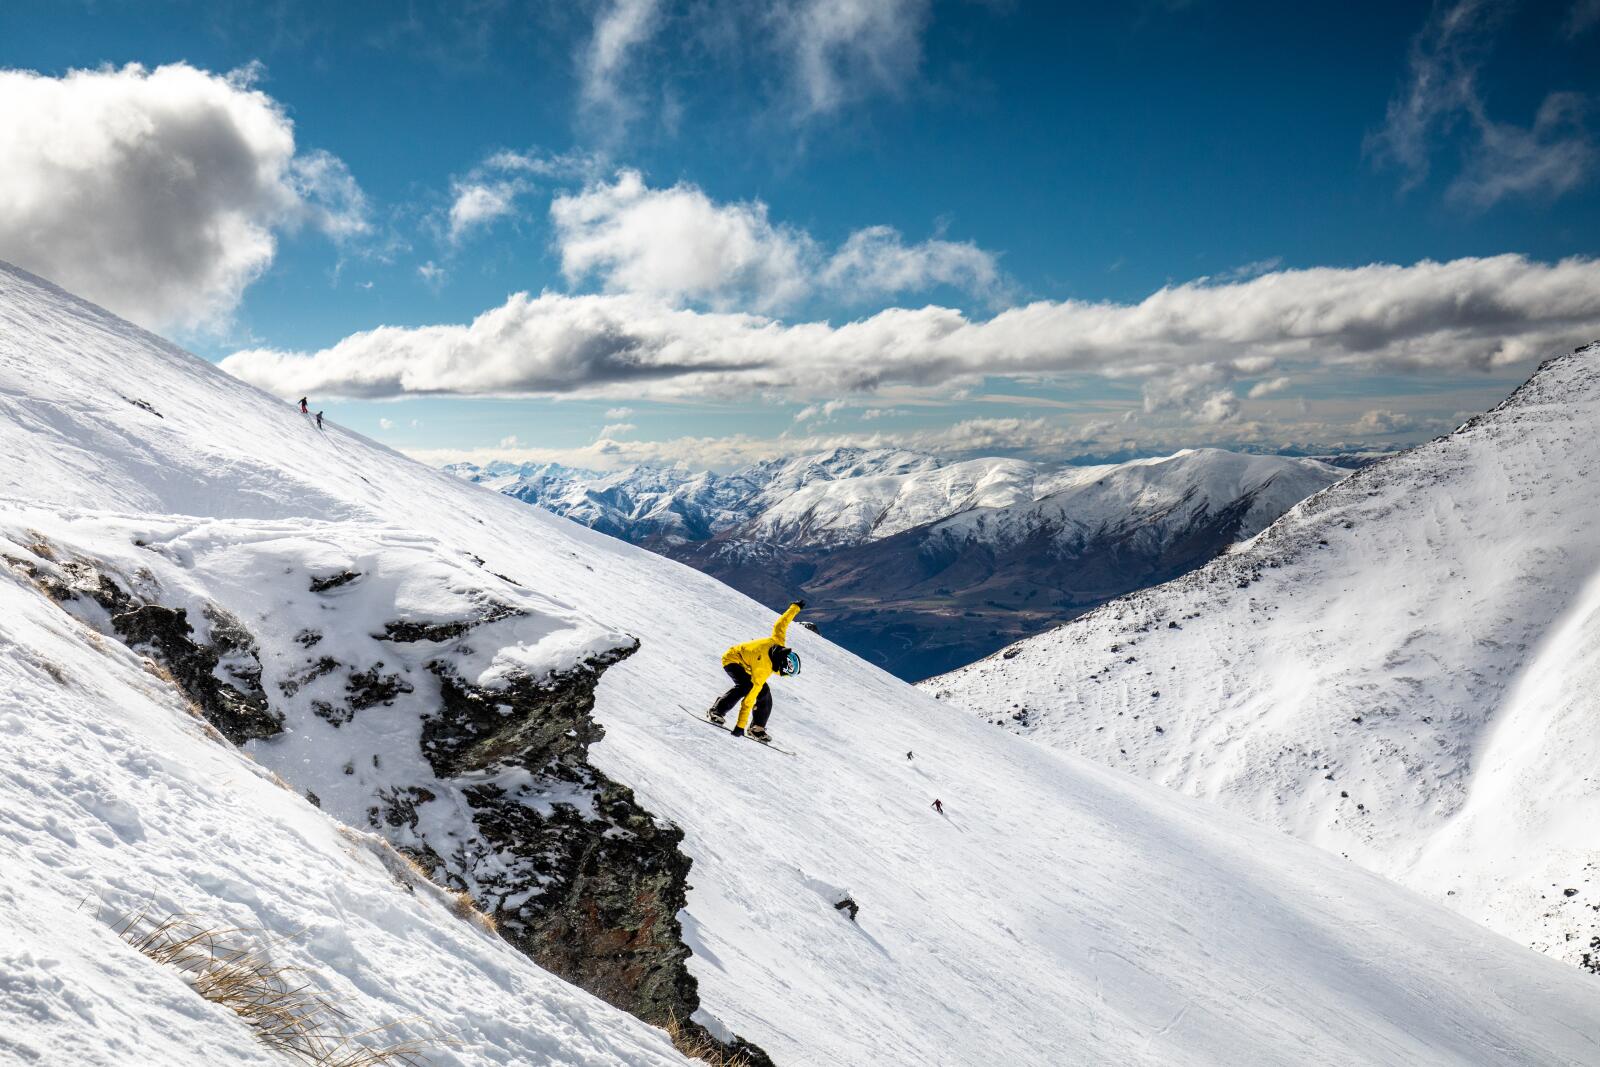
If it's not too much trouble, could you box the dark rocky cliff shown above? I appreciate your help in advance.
[5,536,770,1066]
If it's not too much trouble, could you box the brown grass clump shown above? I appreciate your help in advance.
[30,655,67,685]
[664,1014,756,1067]
[111,910,434,1066]
[339,826,431,893]
[25,532,56,560]
[446,888,499,935]
[336,827,500,937]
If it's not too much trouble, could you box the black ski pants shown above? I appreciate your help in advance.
[710,663,772,728]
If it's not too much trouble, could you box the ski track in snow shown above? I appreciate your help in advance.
[3,259,1600,1064]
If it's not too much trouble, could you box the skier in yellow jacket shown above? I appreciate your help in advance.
[707,601,804,742]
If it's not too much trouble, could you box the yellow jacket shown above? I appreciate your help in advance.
[722,603,801,726]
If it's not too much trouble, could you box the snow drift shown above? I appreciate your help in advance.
[928,343,1600,973]
[4,258,1600,1065]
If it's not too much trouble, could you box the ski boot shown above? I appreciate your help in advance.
[747,725,772,744]
[729,726,745,737]
[707,709,726,726]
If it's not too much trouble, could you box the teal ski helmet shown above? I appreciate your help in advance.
[780,649,802,676]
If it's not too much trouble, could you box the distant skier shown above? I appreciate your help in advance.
[931,799,944,815]
[707,601,805,743]
[315,410,324,430]
[906,751,914,760]
[298,397,309,414]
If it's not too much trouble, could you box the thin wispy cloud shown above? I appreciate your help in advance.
[410,416,1103,472]
[1247,376,1293,399]
[568,0,937,136]
[783,0,932,118]
[403,401,1463,473]
[449,182,522,243]
[1566,0,1600,37]
[819,226,1003,304]
[792,399,848,424]
[444,150,599,245]
[1450,93,1595,207]
[1369,0,1595,207]
[578,0,661,134]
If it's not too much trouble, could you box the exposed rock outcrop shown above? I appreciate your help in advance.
[7,537,769,1065]
[8,547,279,743]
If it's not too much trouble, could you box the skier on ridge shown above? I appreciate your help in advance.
[707,601,805,743]
[315,410,324,430]
[298,396,309,414]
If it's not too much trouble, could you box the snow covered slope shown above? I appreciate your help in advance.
[928,344,1600,972]
[6,259,1600,1065]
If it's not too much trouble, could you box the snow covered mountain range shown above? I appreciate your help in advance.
[6,257,1600,1066]
[453,448,1344,679]
[928,342,1600,975]
[445,447,1014,548]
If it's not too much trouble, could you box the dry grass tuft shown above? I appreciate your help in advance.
[337,827,500,937]
[25,532,56,560]
[342,827,430,893]
[112,910,434,1066]
[446,889,499,935]
[137,658,228,741]
[30,655,67,685]
[664,1014,756,1067]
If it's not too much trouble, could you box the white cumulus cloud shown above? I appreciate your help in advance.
[448,183,522,243]
[1356,409,1419,435]
[551,169,1000,309]
[820,225,1000,301]
[0,62,366,332]
[793,399,848,423]
[552,169,814,310]
[221,255,1600,408]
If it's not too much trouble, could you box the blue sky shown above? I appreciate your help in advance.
[2,0,1598,469]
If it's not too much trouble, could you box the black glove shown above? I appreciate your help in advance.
[793,599,807,610]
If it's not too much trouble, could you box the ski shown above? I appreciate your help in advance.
[680,707,796,756]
